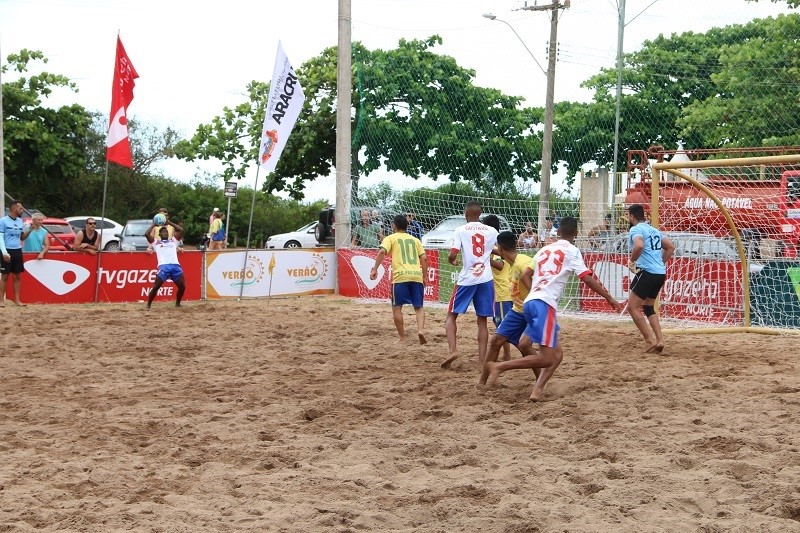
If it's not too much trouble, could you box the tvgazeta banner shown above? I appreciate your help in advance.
[205,249,335,299]
[337,248,440,301]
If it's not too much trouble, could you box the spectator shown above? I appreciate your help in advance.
[352,209,383,248]
[151,207,174,241]
[406,212,424,240]
[517,221,538,250]
[540,216,558,245]
[209,207,221,226]
[588,213,615,250]
[209,211,226,250]
[73,217,101,255]
[0,201,27,307]
[21,213,50,259]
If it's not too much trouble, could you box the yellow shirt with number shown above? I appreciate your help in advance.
[491,254,512,303]
[510,253,535,312]
[379,232,425,283]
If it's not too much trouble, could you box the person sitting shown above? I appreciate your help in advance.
[517,221,539,250]
[406,212,424,239]
[73,218,101,255]
[588,213,615,250]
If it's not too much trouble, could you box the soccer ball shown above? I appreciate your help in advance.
[153,213,167,225]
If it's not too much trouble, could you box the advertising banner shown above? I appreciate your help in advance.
[337,248,440,301]
[11,251,203,304]
[581,252,744,323]
[205,249,335,299]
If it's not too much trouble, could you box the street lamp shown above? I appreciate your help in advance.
[482,14,546,76]
[484,4,564,236]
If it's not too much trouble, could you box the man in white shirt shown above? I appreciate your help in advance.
[441,201,499,369]
[483,217,622,401]
[144,219,186,309]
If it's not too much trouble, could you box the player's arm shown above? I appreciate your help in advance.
[520,267,534,291]
[370,248,387,280]
[629,233,645,271]
[0,226,8,257]
[490,254,504,271]
[419,251,429,285]
[167,219,184,233]
[580,272,622,311]
[145,223,156,244]
[661,235,675,262]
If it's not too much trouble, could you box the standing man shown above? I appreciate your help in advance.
[406,212,424,240]
[0,201,27,307]
[482,217,622,401]
[441,201,498,369]
[21,213,50,259]
[144,219,186,309]
[627,204,675,353]
[352,209,383,248]
[73,217,101,255]
[369,214,428,344]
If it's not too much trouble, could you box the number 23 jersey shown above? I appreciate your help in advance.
[524,239,592,309]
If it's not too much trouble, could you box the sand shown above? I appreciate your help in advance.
[1,297,798,532]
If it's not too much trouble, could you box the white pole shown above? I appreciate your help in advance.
[224,195,232,247]
[0,37,5,207]
[612,0,626,204]
[336,0,352,262]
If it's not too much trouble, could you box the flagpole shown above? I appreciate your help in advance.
[94,161,111,303]
[237,167,261,301]
[1,37,5,206]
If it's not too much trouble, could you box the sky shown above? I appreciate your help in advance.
[0,0,793,204]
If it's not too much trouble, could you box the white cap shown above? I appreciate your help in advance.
[213,207,220,212]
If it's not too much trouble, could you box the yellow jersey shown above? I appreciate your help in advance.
[509,253,535,312]
[379,232,425,283]
[491,254,512,302]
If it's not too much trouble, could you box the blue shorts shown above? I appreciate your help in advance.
[493,301,513,327]
[156,264,184,283]
[522,299,559,348]
[495,309,527,347]
[392,281,424,308]
[448,280,495,317]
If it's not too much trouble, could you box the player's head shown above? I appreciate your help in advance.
[557,216,578,241]
[464,201,482,221]
[393,214,408,231]
[497,230,516,252]
[482,214,500,231]
[628,204,645,222]
[158,226,170,239]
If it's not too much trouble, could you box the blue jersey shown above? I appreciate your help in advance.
[0,215,24,252]
[629,222,666,275]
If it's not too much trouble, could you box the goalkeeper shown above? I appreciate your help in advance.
[370,214,428,344]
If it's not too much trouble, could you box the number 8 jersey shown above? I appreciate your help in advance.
[452,221,498,286]
[524,239,593,309]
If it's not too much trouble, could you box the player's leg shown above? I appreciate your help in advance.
[0,271,8,306]
[392,305,405,340]
[9,251,25,306]
[643,297,664,353]
[627,272,657,350]
[174,273,186,307]
[414,306,426,344]
[529,344,564,402]
[443,284,475,368]
[473,281,495,367]
[146,278,164,309]
[409,282,426,344]
[443,312,460,367]
[479,332,509,385]
[12,272,24,306]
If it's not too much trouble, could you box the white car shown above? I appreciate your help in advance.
[65,216,125,251]
[266,222,323,249]
[421,214,512,249]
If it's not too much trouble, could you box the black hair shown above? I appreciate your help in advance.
[558,216,578,237]
[393,214,408,230]
[482,214,500,231]
[628,204,645,221]
[497,230,516,250]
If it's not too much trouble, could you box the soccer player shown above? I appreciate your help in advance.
[626,204,675,353]
[478,230,537,385]
[370,214,428,344]
[144,220,186,309]
[483,217,622,401]
[441,201,499,369]
[483,215,512,362]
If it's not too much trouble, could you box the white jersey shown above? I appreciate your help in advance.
[524,239,592,309]
[452,221,498,286]
[152,238,180,266]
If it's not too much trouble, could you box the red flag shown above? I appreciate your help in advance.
[106,36,139,168]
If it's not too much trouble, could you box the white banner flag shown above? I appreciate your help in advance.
[258,41,305,172]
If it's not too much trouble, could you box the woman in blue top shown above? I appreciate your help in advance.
[626,204,675,354]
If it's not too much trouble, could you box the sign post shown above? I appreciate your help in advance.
[224,181,237,248]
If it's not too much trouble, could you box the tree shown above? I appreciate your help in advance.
[174,36,543,201]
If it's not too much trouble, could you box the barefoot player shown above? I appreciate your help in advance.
[483,217,622,401]
[370,214,428,344]
[144,219,186,309]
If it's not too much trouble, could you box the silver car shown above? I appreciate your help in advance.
[421,214,512,249]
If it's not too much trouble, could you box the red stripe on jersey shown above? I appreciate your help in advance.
[577,269,593,280]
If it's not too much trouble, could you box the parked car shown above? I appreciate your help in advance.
[116,219,153,251]
[266,221,324,249]
[421,214,512,249]
[314,206,401,246]
[601,231,763,275]
[65,216,124,251]
[22,217,76,251]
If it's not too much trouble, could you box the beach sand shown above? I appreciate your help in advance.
[1,297,798,531]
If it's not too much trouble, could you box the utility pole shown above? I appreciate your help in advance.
[519,0,568,236]
[336,0,352,255]
[612,0,626,204]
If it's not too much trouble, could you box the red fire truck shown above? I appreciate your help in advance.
[625,145,800,257]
